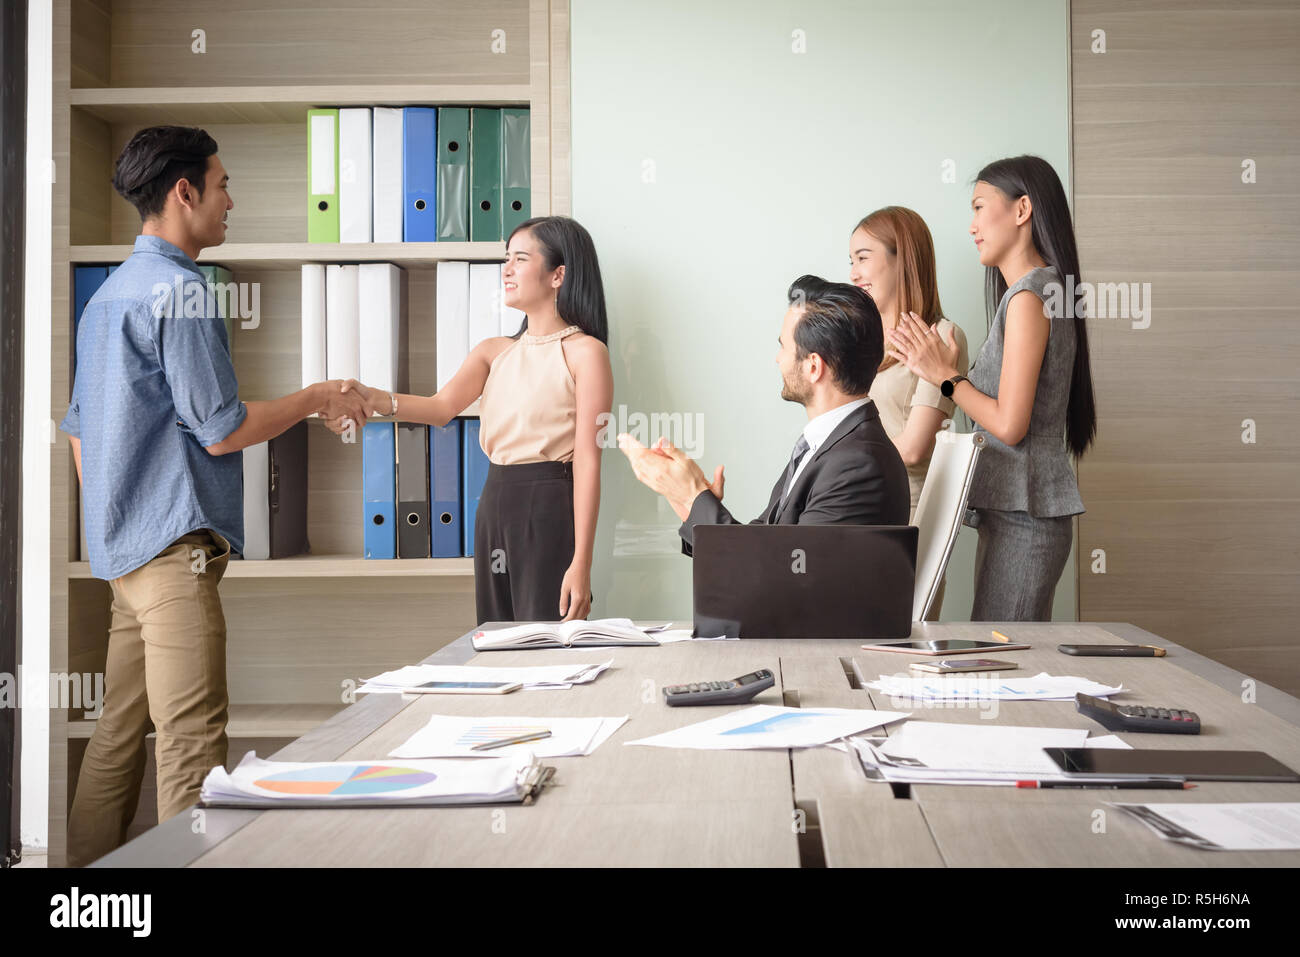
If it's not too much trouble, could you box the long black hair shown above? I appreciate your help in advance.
[975,155,1096,458]
[505,216,609,344]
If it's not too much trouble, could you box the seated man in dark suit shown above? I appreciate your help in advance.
[620,274,909,553]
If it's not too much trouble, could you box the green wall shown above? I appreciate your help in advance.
[571,0,1076,623]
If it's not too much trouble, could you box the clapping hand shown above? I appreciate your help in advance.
[652,437,724,501]
[885,312,960,387]
[618,433,724,521]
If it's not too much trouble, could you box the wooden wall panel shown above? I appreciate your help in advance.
[69,0,109,88]
[106,122,302,244]
[1072,0,1300,696]
[68,108,110,245]
[104,0,529,88]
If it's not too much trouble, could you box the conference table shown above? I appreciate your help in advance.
[93,621,1300,867]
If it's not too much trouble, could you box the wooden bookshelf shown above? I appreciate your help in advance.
[70,84,532,124]
[49,0,572,866]
[67,557,476,579]
[70,241,508,268]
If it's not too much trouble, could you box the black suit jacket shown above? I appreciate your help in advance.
[679,400,910,556]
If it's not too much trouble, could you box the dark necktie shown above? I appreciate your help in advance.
[777,434,811,511]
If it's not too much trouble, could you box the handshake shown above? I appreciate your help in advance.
[315,379,394,435]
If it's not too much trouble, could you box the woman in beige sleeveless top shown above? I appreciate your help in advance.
[339,216,614,622]
[851,206,969,618]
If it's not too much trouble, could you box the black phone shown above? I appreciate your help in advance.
[1058,644,1165,657]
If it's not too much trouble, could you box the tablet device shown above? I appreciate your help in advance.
[1044,748,1300,782]
[861,638,1031,656]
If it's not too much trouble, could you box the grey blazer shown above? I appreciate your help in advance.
[678,400,910,556]
[966,265,1085,518]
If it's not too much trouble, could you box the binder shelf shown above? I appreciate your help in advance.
[51,0,571,865]
[69,243,507,269]
[67,557,476,579]
[69,85,531,126]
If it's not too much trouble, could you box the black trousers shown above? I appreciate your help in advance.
[473,461,576,624]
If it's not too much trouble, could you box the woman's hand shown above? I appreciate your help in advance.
[340,378,392,418]
[558,562,592,621]
[886,312,961,387]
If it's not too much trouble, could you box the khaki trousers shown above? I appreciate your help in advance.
[67,529,230,867]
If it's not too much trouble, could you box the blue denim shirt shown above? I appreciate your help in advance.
[61,235,247,579]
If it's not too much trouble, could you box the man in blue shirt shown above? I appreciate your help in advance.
[61,126,367,866]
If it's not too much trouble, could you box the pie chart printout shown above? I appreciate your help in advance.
[254,764,438,796]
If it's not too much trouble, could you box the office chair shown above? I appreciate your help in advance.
[911,430,984,621]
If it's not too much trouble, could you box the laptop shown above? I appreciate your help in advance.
[691,524,917,639]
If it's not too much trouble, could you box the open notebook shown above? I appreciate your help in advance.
[199,751,554,807]
[472,617,663,650]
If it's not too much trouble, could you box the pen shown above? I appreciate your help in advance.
[471,730,552,752]
[1016,780,1195,790]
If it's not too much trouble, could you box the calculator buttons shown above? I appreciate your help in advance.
[663,671,777,707]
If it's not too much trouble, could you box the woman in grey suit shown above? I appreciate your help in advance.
[886,155,1096,621]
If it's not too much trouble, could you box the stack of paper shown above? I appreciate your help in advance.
[1112,803,1300,851]
[200,751,546,808]
[358,660,613,694]
[865,672,1124,702]
[391,715,628,759]
[827,732,1128,756]
[625,705,909,751]
[850,722,1129,786]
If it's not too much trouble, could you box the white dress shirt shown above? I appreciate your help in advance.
[785,397,872,493]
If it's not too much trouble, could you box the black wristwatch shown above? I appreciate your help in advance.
[940,374,969,398]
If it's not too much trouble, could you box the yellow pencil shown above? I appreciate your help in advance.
[991,629,1013,642]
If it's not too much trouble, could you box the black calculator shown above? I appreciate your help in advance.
[1075,692,1201,734]
[664,669,775,707]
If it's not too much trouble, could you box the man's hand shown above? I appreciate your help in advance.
[652,436,725,501]
[618,433,723,521]
[315,380,369,428]
[322,415,352,436]
[340,378,393,418]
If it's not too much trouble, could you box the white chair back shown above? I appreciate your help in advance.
[911,430,984,621]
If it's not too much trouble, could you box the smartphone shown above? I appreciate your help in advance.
[407,681,522,694]
[909,658,1020,674]
[1058,644,1165,657]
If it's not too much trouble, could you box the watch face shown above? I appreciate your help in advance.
[941,379,954,397]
